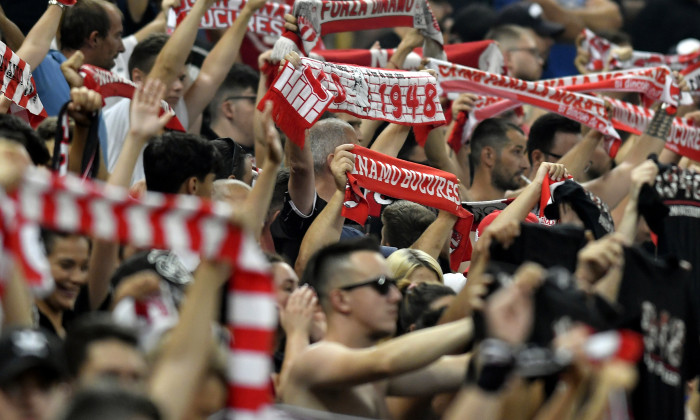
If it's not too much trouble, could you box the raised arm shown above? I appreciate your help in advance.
[410,210,457,261]
[15,3,64,70]
[557,129,603,181]
[294,143,355,275]
[369,123,411,157]
[184,0,267,123]
[0,5,26,52]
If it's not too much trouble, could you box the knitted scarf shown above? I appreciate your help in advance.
[343,145,473,270]
[0,168,274,419]
[273,0,444,59]
[259,57,446,147]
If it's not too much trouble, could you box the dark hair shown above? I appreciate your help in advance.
[210,138,249,180]
[57,385,161,420]
[469,118,523,172]
[381,201,436,248]
[128,33,169,79]
[300,237,380,303]
[453,4,497,43]
[64,314,139,379]
[485,24,528,49]
[40,229,90,256]
[208,63,260,121]
[0,114,50,165]
[270,168,290,217]
[398,283,455,335]
[527,113,580,164]
[143,132,222,194]
[60,0,111,51]
[265,252,289,265]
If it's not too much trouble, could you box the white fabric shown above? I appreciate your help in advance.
[444,272,466,293]
[105,36,139,110]
[104,97,189,185]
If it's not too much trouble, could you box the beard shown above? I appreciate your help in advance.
[492,166,524,191]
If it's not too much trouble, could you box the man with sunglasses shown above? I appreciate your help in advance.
[280,237,474,418]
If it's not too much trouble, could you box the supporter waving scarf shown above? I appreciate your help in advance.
[0,168,274,420]
[167,0,291,38]
[0,41,47,124]
[313,41,504,73]
[273,0,443,58]
[259,57,446,147]
[343,145,473,271]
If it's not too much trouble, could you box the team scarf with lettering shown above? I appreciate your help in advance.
[0,168,274,420]
[581,29,700,75]
[343,145,473,270]
[0,41,47,124]
[432,61,690,153]
[51,103,101,179]
[273,0,444,59]
[259,57,446,147]
[79,65,185,132]
[312,41,504,72]
[167,0,292,40]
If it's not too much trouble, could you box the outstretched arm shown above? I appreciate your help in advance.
[15,3,63,70]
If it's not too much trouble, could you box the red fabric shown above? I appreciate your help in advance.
[79,65,185,132]
[447,111,468,153]
[259,58,446,147]
[56,0,77,5]
[0,41,47,123]
[539,175,573,222]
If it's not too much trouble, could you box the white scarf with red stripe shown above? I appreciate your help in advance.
[260,57,446,147]
[167,0,291,41]
[343,145,473,270]
[0,41,48,124]
[581,29,700,75]
[312,41,504,72]
[0,168,274,419]
[79,65,185,132]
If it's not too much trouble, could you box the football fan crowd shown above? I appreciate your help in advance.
[1,0,700,419]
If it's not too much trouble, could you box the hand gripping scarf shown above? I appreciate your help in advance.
[343,145,473,271]
[259,57,446,147]
[167,0,292,40]
[273,0,444,60]
[0,169,275,420]
[0,41,48,125]
[581,29,700,75]
[312,41,504,73]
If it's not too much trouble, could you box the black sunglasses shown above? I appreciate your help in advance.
[339,275,398,295]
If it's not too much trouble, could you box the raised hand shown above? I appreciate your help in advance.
[534,162,569,185]
[280,285,318,336]
[67,86,103,126]
[574,233,625,289]
[128,79,174,143]
[451,93,477,120]
[330,143,356,191]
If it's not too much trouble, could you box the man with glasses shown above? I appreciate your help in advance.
[280,237,473,418]
[486,24,545,81]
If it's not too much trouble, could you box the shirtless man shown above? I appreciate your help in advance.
[280,236,473,418]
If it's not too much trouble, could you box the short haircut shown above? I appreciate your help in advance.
[308,119,355,173]
[485,24,529,50]
[64,314,139,379]
[128,33,169,79]
[469,118,523,171]
[56,385,161,420]
[300,237,380,308]
[381,201,436,248]
[40,229,90,256]
[210,138,249,180]
[398,282,455,334]
[208,63,260,120]
[143,132,223,194]
[60,0,112,51]
[527,113,580,164]
[386,248,443,291]
[0,114,50,165]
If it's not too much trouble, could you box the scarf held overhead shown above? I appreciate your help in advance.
[259,57,446,147]
[343,145,473,270]
[0,168,274,420]
[0,41,47,120]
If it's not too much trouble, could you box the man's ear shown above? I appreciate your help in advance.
[481,145,496,167]
[329,289,351,315]
[221,100,236,120]
[530,149,545,168]
[87,30,101,48]
[184,176,198,195]
[131,68,146,83]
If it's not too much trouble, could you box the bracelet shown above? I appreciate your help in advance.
[645,103,676,140]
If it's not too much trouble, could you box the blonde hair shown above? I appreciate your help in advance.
[386,249,443,292]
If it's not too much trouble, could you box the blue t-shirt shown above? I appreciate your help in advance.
[33,50,70,117]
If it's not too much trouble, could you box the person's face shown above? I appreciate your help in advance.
[272,262,299,309]
[94,4,125,69]
[78,339,148,389]
[492,129,530,191]
[165,65,188,108]
[405,266,441,288]
[226,87,257,143]
[0,369,66,420]
[340,251,401,338]
[507,32,544,81]
[336,113,363,145]
[44,236,90,312]
[186,374,227,420]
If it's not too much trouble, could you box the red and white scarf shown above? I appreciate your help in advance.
[581,29,700,74]
[0,41,47,123]
[259,57,446,147]
[343,145,473,270]
[167,0,291,39]
[0,169,274,419]
[79,65,185,132]
[312,41,504,73]
[538,174,573,225]
[273,0,444,61]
